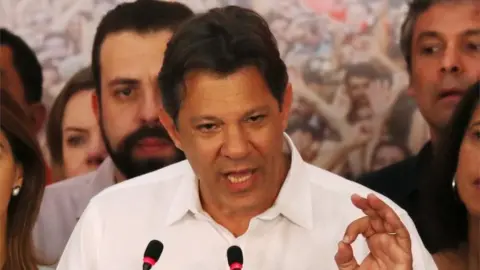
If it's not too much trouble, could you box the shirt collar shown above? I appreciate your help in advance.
[165,165,200,226]
[165,133,313,230]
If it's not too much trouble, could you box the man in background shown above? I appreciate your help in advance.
[33,0,193,264]
[0,28,47,136]
[358,0,480,250]
[1,29,52,185]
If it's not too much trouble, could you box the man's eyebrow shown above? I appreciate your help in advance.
[463,29,480,37]
[416,31,442,42]
[107,77,140,87]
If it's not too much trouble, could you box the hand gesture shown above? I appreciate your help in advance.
[345,121,372,149]
[365,79,393,117]
[332,85,352,120]
[335,194,413,270]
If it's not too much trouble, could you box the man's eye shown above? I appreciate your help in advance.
[420,46,440,55]
[115,88,133,98]
[247,114,266,123]
[197,123,218,133]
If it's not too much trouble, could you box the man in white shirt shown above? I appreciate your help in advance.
[57,6,437,269]
[33,1,193,264]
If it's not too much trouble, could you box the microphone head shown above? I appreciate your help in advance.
[143,240,164,265]
[227,245,243,265]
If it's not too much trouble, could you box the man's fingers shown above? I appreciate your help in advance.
[352,194,383,226]
[343,216,376,244]
[351,194,377,217]
[367,194,412,250]
[335,241,359,270]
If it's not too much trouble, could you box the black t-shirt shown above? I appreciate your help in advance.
[357,143,434,251]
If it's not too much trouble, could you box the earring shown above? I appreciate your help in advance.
[12,186,21,197]
[452,176,460,201]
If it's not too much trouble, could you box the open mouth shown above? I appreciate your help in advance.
[439,89,464,101]
[226,170,255,184]
[221,169,259,192]
[225,169,256,183]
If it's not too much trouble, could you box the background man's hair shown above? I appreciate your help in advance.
[0,28,43,103]
[91,0,194,97]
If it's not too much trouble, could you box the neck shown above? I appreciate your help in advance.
[429,127,440,149]
[0,215,8,267]
[201,153,291,237]
[467,216,480,270]
[113,168,126,183]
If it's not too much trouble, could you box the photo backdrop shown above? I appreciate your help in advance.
[0,0,430,179]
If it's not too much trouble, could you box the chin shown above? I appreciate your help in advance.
[464,203,480,218]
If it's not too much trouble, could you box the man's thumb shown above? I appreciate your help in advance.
[334,241,359,270]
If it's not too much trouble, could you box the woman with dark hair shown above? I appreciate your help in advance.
[46,66,106,182]
[0,89,52,269]
[419,81,480,269]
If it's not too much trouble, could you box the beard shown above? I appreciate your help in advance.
[100,119,185,180]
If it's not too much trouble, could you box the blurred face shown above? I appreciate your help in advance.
[346,76,373,121]
[98,31,185,179]
[62,90,106,179]
[371,144,407,171]
[409,2,480,137]
[0,130,23,218]
[162,67,292,214]
[0,46,46,134]
[456,105,480,217]
[346,75,370,102]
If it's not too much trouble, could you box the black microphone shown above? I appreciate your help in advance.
[227,245,243,270]
[143,240,164,270]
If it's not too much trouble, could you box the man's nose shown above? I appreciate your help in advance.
[440,46,463,75]
[221,126,250,160]
[139,90,162,126]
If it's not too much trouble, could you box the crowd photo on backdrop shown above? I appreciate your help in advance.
[1,0,480,268]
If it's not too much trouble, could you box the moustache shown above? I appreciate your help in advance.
[120,125,173,151]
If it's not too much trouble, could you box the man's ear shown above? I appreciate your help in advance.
[30,103,47,135]
[91,91,100,122]
[281,83,293,131]
[159,110,183,150]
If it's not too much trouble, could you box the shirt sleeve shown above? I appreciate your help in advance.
[399,212,438,270]
[56,201,102,270]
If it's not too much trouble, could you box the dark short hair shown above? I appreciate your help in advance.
[91,0,194,96]
[419,81,480,253]
[46,67,95,170]
[344,62,380,86]
[400,0,454,74]
[158,5,289,122]
[0,28,43,103]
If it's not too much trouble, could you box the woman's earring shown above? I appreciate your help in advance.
[12,186,21,197]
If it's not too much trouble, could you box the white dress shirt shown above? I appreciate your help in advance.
[34,158,115,264]
[57,135,437,270]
